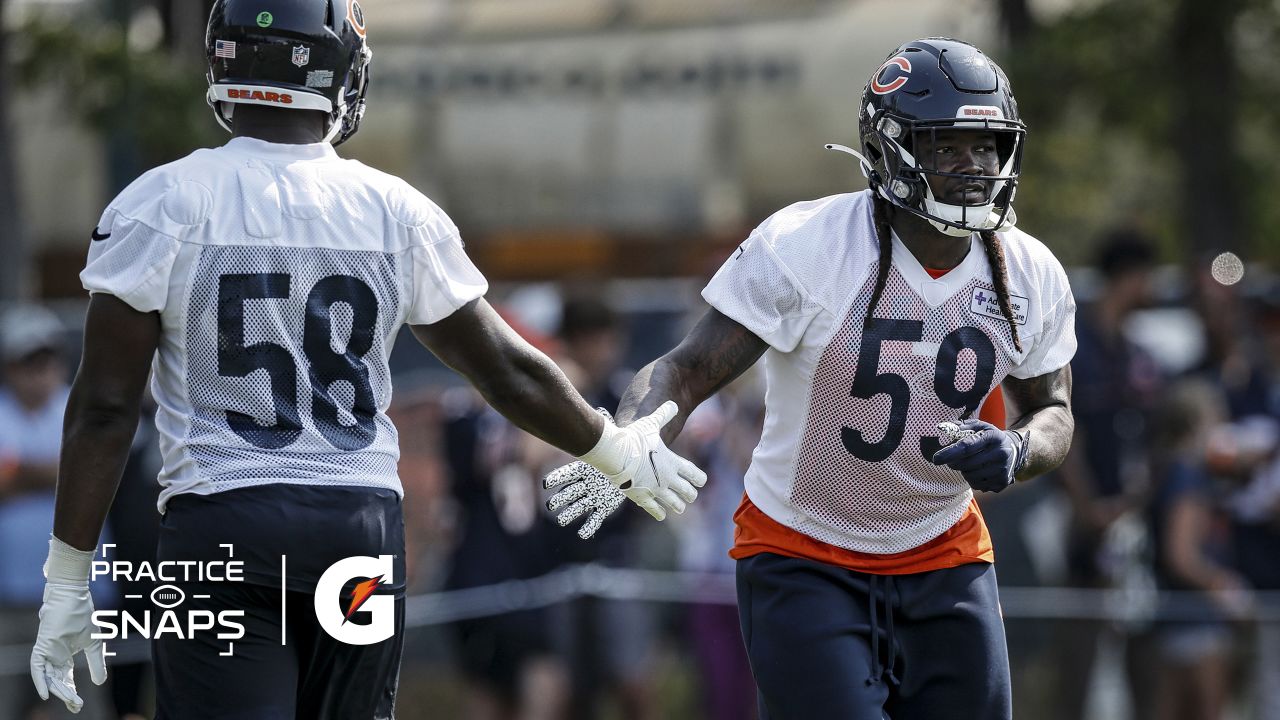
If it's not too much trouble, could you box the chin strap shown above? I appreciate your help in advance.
[929,219,975,237]
[993,206,1018,231]
[926,206,1017,236]
[323,99,346,144]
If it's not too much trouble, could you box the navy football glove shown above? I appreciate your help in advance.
[931,419,1029,493]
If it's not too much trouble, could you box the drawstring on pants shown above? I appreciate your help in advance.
[865,575,901,686]
[868,575,880,684]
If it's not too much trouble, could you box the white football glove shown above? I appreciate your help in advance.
[30,536,107,714]
[559,401,707,523]
[544,461,626,539]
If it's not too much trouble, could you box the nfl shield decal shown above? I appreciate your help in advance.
[292,45,311,68]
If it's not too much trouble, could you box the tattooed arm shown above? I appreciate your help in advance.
[616,309,769,444]
[1002,364,1074,481]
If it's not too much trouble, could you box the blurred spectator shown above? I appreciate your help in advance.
[441,389,571,720]
[552,295,661,720]
[557,297,630,410]
[1052,231,1165,719]
[429,305,570,720]
[1188,261,1280,720]
[1189,256,1272,420]
[1148,379,1248,720]
[671,379,762,720]
[0,304,110,720]
[1221,286,1280,720]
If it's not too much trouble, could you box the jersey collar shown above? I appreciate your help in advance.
[889,230,984,307]
[224,136,338,162]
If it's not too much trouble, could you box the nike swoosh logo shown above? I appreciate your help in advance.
[90,227,112,242]
[734,245,745,259]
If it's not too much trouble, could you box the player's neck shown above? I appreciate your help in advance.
[231,106,328,145]
[889,210,971,271]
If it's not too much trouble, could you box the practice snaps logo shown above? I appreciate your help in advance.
[90,544,246,656]
[314,555,395,645]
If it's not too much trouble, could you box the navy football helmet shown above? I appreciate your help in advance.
[206,0,371,145]
[829,38,1026,236]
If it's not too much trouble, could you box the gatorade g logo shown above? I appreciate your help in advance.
[314,555,394,645]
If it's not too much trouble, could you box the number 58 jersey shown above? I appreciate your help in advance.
[80,138,488,512]
[703,191,1076,554]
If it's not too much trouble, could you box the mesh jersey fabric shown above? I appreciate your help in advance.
[702,190,1075,554]
[728,387,1006,575]
[81,137,488,512]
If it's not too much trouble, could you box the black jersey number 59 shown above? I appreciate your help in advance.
[218,273,379,451]
[841,318,996,462]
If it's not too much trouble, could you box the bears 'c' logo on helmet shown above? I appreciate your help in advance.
[871,56,912,95]
[348,0,367,37]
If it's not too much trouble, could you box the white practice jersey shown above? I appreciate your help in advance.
[81,137,488,512]
[703,190,1076,553]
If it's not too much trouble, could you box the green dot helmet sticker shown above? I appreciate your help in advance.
[256,11,273,27]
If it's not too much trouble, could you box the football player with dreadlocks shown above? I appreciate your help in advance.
[548,37,1076,719]
[27,1,704,717]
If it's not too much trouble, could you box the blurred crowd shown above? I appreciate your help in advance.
[2,229,1280,720]
[989,232,1280,720]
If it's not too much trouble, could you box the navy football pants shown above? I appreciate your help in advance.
[736,553,1012,720]
[153,580,404,720]
[152,484,405,720]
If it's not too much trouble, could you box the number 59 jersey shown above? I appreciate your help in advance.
[80,137,488,512]
[703,191,1076,554]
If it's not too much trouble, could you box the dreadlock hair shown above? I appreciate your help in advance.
[978,229,1023,352]
[865,194,1023,352]
[865,193,895,327]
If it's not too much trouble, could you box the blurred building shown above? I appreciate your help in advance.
[9,0,1007,292]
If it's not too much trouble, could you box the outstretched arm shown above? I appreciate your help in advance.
[415,299,707,524]
[410,298,604,456]
[616,308,769,443]
[1003,364,1074,481]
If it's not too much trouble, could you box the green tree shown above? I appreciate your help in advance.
[0,0,30,300]
[998,0,1277,265]
[12,5,219,193]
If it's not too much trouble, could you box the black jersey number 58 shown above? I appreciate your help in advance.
[217,273,379,451]
[841,318,996,462]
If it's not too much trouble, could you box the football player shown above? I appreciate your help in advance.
[551,37,1075,719]
[27,1,704,718]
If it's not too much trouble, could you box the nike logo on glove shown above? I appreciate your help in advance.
[90,227,111,242]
